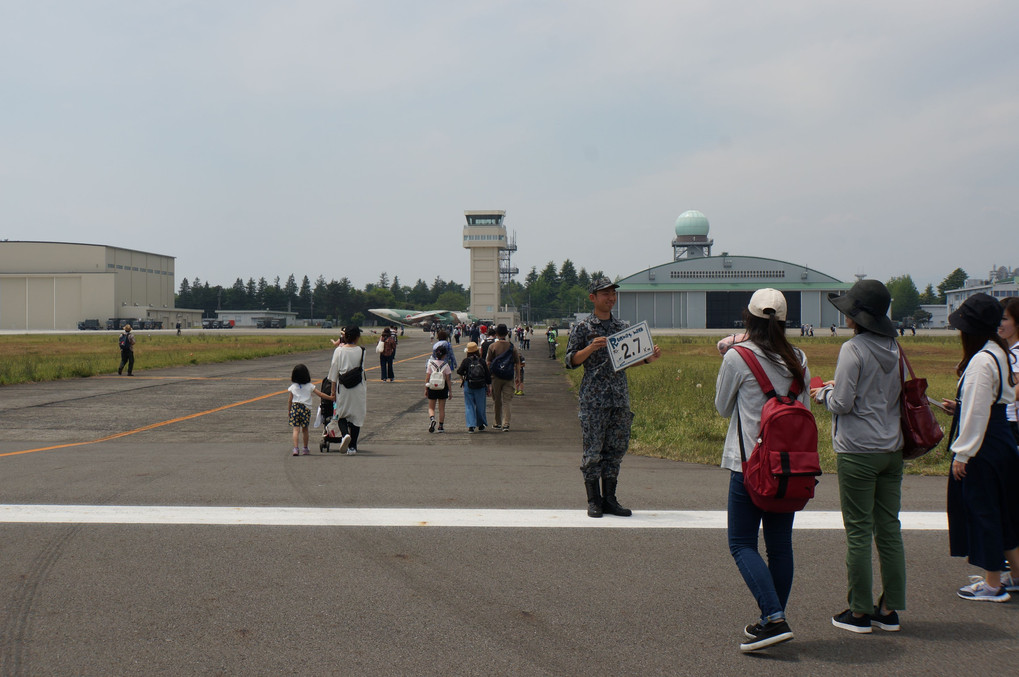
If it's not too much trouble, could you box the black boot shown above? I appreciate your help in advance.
[601,477,632,517]
[585,479,603,518]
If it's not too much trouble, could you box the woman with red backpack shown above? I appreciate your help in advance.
[715,288,811,652]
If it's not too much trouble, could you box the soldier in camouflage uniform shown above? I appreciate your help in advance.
[565,277,662,517]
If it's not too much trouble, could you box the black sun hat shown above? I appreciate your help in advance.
[827,279,896,338]
[948,293,1003,335]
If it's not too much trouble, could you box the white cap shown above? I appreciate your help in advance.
[748,288,787,321]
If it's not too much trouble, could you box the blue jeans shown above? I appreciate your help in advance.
[728,471,795,623]
[463,385,488,428]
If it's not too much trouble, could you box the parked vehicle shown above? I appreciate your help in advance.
[77,319,102,330]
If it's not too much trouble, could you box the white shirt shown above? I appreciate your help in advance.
[951,342,1017,461]
[1008,341,1019,423]
[288,382,315,407]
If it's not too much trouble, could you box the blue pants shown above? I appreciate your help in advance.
[379,355,395,381]
[463,386,488,428]
[728,471,795,623]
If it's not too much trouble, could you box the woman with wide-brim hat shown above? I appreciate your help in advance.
[813,279,905,633]
[941,293,1019,601]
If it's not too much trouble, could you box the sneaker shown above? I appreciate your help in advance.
[832,609,872,633]
[493,424,502,429]
[502,426,510,432]
[437,423,444,433]
[337,434,351,455]
[428,419,436,433]
[958,580,1011,602]
[291,447,299,456]
[467,427,475,433]
[739,620,793,652]
[870,607,900,632]
[477,424,486,432]
[301,447,310,455]
[346,447,357,455]
[972,571,1019,593]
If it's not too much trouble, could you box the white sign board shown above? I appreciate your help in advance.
[606,321,654,372]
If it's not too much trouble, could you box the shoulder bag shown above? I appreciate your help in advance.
[338,347,366,389]
[898,345,944,460]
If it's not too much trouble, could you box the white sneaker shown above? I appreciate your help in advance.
[967,571,1019,593]
[337,434,351,454]
[958,579,1010,602]
[346,447,357,455]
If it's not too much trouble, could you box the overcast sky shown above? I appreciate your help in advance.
[2,1,1017,294]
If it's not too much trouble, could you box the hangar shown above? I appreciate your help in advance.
[615,211,852,329]
[0,241,200,331]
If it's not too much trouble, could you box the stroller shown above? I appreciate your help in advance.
[318,378,345,453]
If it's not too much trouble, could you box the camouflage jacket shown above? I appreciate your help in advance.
[564,314,630,410]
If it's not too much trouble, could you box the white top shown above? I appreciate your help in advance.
[288,383,315,407]
[1009,341,1019,423]
[951,342,1017,461]
[327,345,367,427]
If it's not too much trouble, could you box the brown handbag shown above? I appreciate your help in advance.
[898,346,944,460]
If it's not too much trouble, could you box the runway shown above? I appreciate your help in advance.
[0,332,1014,676]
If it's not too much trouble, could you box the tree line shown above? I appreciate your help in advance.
[174,259,604,325]
[886,267,968,325]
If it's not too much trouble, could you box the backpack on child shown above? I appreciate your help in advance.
[427,359,447,390]
[732,346,821,513]
[490,345,516,380]
[118,333,129,350]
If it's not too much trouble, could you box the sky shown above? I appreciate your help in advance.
[2,1,1017,294]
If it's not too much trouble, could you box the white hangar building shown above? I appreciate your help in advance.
[615,211,852,329]
[0,241,199,330]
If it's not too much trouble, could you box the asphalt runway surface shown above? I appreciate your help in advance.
[1,332,1016,676]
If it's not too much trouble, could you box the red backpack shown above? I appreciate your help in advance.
[733,346,821,513]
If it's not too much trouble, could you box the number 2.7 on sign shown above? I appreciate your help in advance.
[606,321,654,372]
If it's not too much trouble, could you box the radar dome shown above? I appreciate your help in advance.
[675,210,710,238]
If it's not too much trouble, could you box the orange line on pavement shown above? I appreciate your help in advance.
[1,351,434,458]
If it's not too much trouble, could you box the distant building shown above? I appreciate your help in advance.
[462,210,519,325]
[944,265,1019,323]
[616,211,852,329]
[214,309,298,328]
[0,241,201,330]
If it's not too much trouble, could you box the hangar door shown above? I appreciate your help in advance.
[706,291,801,329]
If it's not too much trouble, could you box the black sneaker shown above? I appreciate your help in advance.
[739,620,793,652]
[467,427,475,433]
[477,424,486,432]
[428,419,436,433]
[832,609,872,634]
[870,607,900,632]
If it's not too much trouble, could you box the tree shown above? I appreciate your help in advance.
[886,275,921,321]
[936,268,967,303]
[378,272,390,289]
[298,276,312,318]
[559,260,578,289]
[408,279,431,306]
[918,283,937,305]
[435,289,468,311]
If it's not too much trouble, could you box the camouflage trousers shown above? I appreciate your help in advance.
[579,407,634,481]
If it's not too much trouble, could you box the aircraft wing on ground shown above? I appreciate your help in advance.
[368,309,474,327]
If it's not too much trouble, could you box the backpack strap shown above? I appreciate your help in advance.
[733,345,777,397]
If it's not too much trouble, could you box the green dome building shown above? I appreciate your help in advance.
[616,211,852,329]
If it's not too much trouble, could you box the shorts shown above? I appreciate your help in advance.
[426,386,449,400]
[289,403,311,428]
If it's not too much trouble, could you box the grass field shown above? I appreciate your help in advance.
[565,334,963,476]
[0,333,341,385]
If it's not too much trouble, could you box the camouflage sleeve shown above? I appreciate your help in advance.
[564,324,588,370]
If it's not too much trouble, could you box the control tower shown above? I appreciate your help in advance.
[463,210,515,320]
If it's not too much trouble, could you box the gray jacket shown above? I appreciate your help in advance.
[715,342,811,472]
[817,332,903,454]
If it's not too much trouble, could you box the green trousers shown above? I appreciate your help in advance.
[836,451,907,613]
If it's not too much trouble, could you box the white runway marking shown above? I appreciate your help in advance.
[0,505,948,530]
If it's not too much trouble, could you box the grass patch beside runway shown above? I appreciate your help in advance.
[0,333,345,385]
[564,334,962,475]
